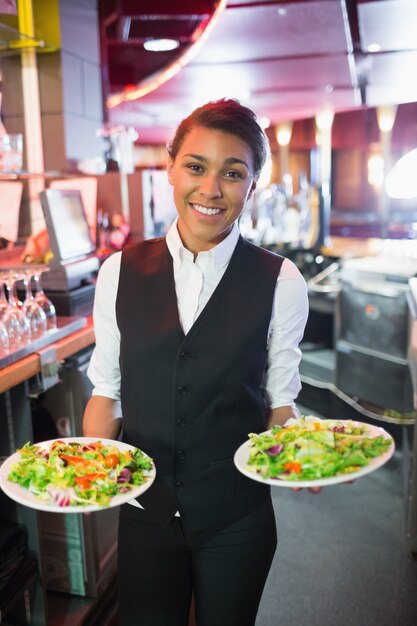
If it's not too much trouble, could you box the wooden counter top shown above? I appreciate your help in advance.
[321,236,383,258]
[0,317,95,394]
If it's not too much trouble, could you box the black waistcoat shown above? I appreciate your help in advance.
[116,235,284,533]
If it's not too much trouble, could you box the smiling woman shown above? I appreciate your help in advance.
[165,98,267,254]
[167,98,268,178]
[167,125,256,254]
[83,98,309,626]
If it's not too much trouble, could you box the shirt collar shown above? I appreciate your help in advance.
[166,217,240,270]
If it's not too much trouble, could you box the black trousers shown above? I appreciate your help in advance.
[117,499,277,626]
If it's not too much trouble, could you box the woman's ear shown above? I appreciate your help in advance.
[167,157,174,185]
[248,179,257,200]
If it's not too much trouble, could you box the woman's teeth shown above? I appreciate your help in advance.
[192,204,222,216]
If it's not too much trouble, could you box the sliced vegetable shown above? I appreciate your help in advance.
[104,454,119,468]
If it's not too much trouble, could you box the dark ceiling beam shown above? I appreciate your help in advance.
[134,15,211,21]
[117,0,216,17]
[227,0,319,6]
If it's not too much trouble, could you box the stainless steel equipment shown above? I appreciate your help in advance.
[335,255,417,414]
[406,278,417,555]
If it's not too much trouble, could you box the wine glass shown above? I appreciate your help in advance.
[0,319,9,358]
[1,270,31,351]
[32,269,57,330]
[0,277,9,319]
[0,278,10,357]
[21,270,47,340]
[7,271,24,308]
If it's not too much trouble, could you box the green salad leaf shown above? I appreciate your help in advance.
[246,416,392,482]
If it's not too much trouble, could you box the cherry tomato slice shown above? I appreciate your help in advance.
[104,454,119,468]
[75,476,92,489]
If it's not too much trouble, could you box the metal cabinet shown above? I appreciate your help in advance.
[39,348,118,598]
[335,257,415,413]
[0,339,118,625]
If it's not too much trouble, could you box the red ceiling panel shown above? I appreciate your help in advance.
[101,0,417,144]
[134,54,354,98]
[195,1,352,65]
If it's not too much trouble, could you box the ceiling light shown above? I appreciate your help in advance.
[257,156,273,189]
[315,108,334,131]
[107,0,228,108]
[143,38,180,52]
[367,43,381,53]
[367,154,384,188]
[276,122,293,146]
[386,148,417,199]
[258,116,271,130]
[376,105,397,133]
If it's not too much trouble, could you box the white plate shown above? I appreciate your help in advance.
[0,437,156,513]
[234,421,395,488]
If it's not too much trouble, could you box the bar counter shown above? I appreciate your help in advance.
[0,316,94,394]
[0,315,96,626]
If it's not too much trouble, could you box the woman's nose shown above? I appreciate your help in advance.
[199,173,222,197]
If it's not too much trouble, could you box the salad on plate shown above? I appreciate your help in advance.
[235,415,394,487]
[3,438,154,509]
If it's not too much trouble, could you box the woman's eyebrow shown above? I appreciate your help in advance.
[224,157,250,169]
[183,153,249,169]
[183,153,206,162]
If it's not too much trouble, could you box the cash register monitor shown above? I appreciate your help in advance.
[40,189,96,264]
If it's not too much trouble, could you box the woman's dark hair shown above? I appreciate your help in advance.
[167,98,268,179]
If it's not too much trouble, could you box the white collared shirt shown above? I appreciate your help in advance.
[88,219,309,414]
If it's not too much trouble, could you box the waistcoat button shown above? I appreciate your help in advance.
[177,450,186,460]
[177,385,188,395]
[180,351,191,360]
[177,419,187,427]
[176,481,185,490]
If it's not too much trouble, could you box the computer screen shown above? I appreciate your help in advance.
[49,177,98,243]
[40,189,96,263]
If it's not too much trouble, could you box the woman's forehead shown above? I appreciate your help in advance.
[178,126,254,167]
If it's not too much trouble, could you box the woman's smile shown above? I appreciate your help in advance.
[189,202,225,216]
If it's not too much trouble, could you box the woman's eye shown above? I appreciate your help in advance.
[225,170,242,179]
[186,163,203,173]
